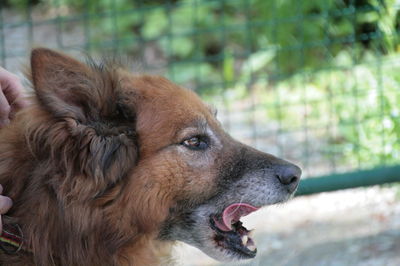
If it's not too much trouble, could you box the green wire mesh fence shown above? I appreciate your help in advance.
[1,0,400,194]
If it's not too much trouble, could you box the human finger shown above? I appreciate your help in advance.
[0,88,11,127]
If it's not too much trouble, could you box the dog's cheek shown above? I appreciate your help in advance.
[123,151,220,232]
[182,170,220,203]
[169,149,221,201]
[157,154,217,202]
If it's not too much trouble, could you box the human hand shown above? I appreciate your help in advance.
[0,184,12,233]
[0,67,27,128]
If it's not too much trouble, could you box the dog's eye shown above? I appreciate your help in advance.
[182,136,209,150]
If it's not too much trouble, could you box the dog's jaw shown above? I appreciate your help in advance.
[159,168,298,261]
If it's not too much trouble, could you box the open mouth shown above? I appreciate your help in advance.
[209,203,259,259]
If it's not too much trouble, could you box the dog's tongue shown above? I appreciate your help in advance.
[214,203,259,231]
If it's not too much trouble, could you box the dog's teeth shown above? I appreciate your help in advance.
[247,243,256,252]
[248,230,254,238]
[241,235,248,246]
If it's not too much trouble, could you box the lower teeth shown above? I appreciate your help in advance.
[247,243,256,252]
[241,234,257,252]
[241,235,248,246]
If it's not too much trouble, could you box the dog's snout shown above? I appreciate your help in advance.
[275,164,301,192]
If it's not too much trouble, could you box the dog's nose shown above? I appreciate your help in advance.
[275,164,301,192]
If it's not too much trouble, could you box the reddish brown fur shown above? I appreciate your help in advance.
[0,49,222,265]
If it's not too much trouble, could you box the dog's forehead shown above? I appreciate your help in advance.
[120,73,220,142]
[121,74,211,116]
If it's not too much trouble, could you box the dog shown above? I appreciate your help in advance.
[0,48,301,265]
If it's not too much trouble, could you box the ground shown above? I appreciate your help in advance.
[173,186,400,266]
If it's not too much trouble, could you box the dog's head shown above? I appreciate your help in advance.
[28,48,301,262]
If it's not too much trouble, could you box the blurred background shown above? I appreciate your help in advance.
[1,0,399,265]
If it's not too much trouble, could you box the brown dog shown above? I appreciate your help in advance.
[0,48,301,265]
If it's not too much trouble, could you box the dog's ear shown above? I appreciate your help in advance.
[30,48,110,122]
[30,48,138,188]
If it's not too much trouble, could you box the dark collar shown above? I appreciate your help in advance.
[0,223,24,254]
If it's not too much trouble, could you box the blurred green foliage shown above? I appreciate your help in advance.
[250,53,400,168]
[4,0,400,87]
